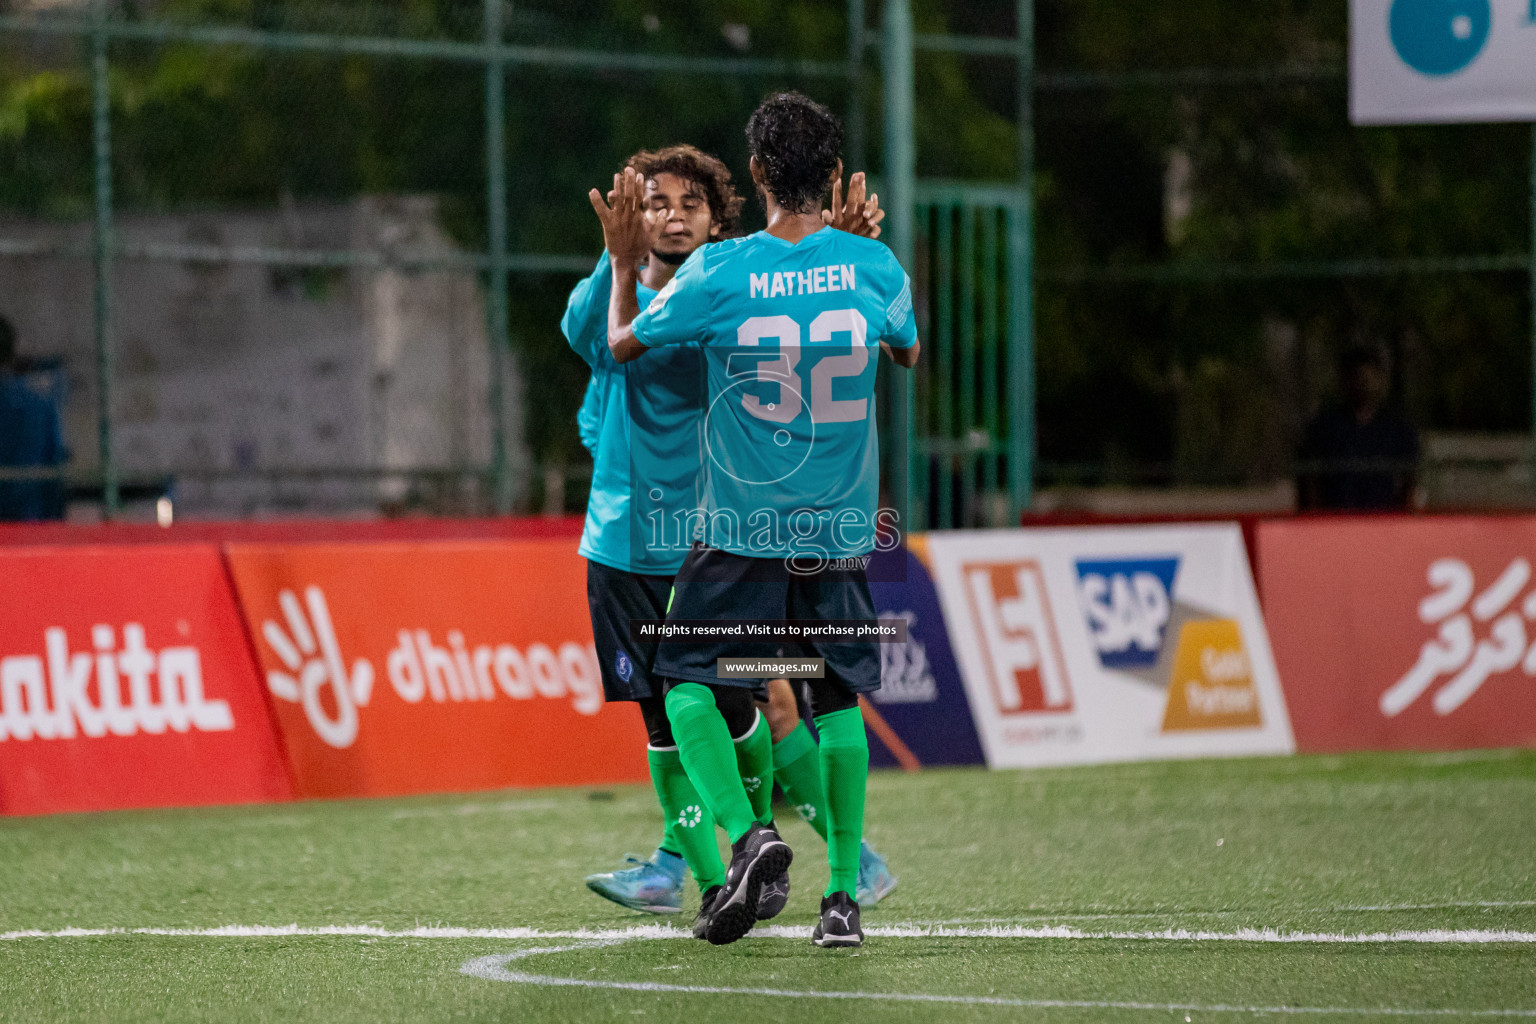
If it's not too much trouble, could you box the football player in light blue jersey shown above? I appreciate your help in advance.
[593,92,919,948]
[568,145,894,934]
[565,146,741,928]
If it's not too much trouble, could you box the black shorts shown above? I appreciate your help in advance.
[586,559,674,702]
[653,543,881,696]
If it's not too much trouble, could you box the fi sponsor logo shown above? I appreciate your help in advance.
[960,560,1073,716]
[1074,556,1261,732]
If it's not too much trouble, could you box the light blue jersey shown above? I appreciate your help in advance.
[563,253,704,575]
[631,227,917,559]
[576,376,602,456]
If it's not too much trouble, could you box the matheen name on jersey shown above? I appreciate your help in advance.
[749,264,856,299]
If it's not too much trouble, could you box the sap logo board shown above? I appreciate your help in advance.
[1389,0,1492,76]
[1074,558,1179,670]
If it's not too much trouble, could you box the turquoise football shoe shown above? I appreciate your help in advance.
[584,848,686,914]
[855,840,897,908]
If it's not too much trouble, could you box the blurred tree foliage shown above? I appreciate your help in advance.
[0,0,1529,490]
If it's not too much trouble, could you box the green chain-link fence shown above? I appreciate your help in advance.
[2,0,1532,525]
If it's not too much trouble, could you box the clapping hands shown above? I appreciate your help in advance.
[589,166,662,267]
[824,171,885,239]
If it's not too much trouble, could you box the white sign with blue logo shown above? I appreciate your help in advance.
[1353,0,1536,124]
[925,525,1295,769]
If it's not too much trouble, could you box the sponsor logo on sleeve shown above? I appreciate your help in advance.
[645,276,677,315]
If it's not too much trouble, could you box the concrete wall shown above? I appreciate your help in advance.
[0,196,528,516]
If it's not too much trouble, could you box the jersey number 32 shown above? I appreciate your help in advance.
[734,309,869,425]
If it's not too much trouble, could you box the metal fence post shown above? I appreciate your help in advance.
[91,0,118,517]
[1008,0,1036,518]
[883,0,916,534]
[485,0,513,514]
[845,0,866,173]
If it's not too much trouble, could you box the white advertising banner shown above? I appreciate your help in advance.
[1352,0,1536,124]
[923,525,1295,769]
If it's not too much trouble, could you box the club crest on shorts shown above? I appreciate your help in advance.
[615,651,633,682]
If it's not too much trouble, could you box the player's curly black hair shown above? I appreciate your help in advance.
[626,144,745,238]
[745,91,842,214]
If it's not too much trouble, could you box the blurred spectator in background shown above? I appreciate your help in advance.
[1296,344,1419,512]
[0,314,67,521]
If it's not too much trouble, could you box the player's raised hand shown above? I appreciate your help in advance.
[591,167,659,269]
[824,171,885,239]
[586,172,619,229]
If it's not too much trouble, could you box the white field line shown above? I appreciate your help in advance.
[460,938,1536,1017]
[3,922,1535,944]
[913,899,1536,923]
[389,799,563,820]
[1338,900,1536,912]
[2,924,1529,1016]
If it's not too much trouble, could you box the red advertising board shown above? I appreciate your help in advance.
[1259,516,1536,752]
[223,540,650,798]
[0,545,293,815]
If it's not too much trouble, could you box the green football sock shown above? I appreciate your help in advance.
[732,710,774,827]
[772,721,830,841]
[815,706,869,898]
[648,746,725,893]
[664,682,758,843]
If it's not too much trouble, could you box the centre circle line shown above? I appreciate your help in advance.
[458,935,1536,1017]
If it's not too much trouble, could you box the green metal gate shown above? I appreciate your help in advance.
[909,182,1032,529]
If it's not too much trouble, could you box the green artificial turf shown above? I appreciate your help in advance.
[1,750,1533,1022]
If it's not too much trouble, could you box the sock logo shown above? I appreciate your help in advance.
[615,652,633,683]
[743,775,762,794]
[795,802,817,823]
[677,804,703,828]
